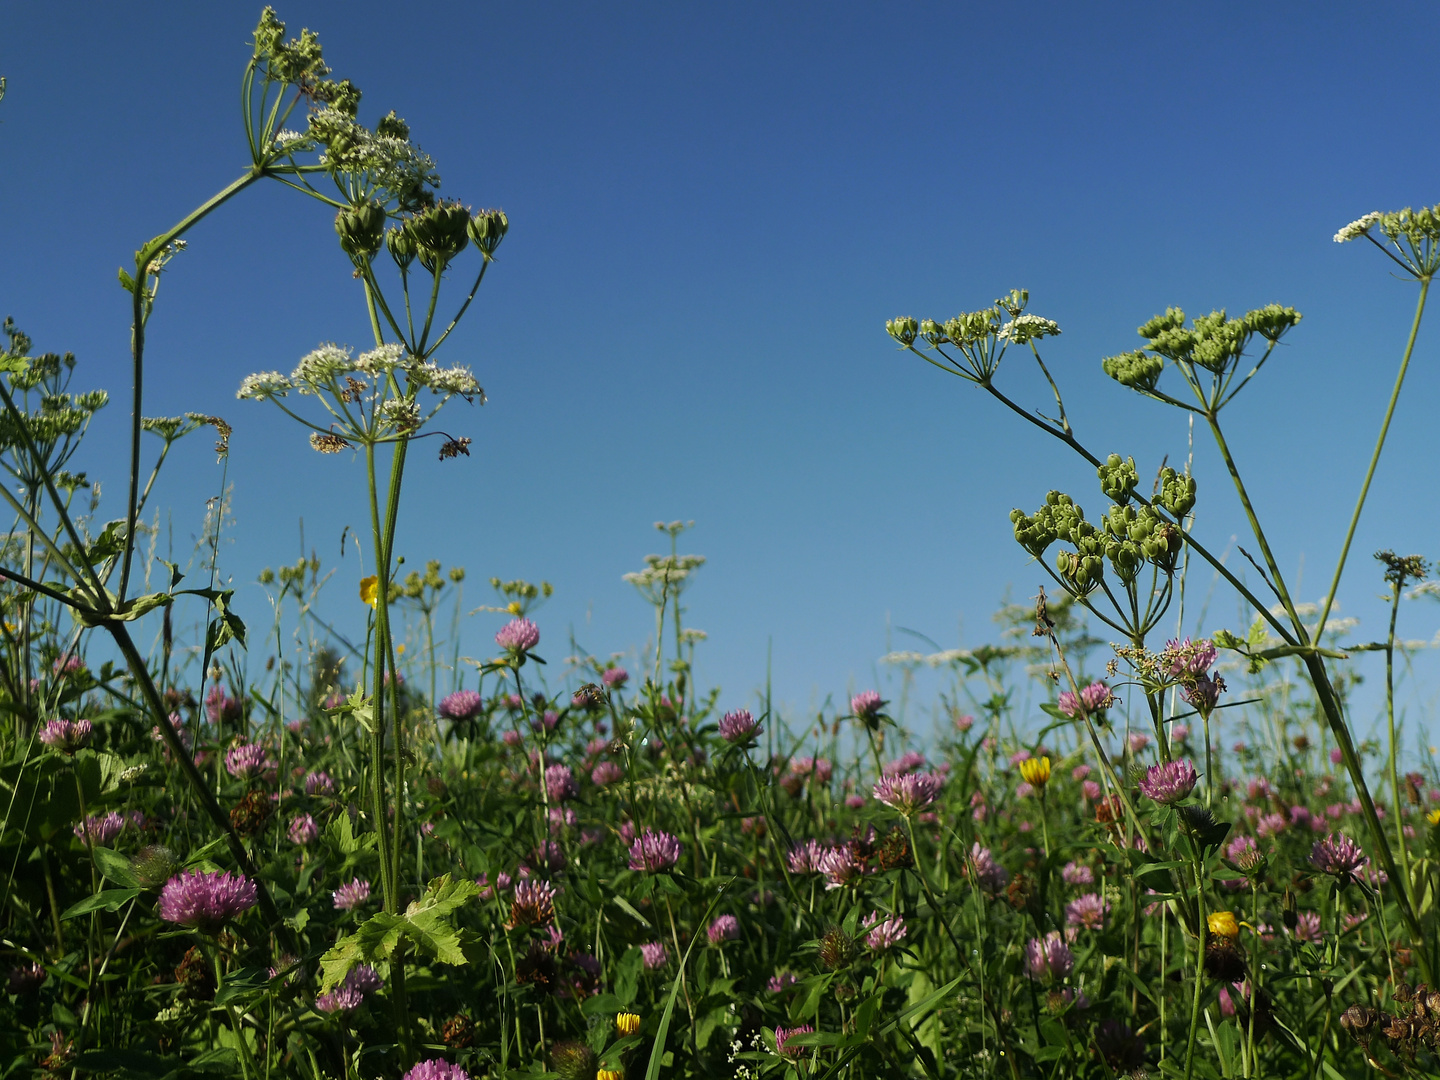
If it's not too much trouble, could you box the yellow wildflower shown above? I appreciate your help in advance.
[1207,910,1240,939]
[1018,756,1051,788]
[360,576,379,607]
[396,643,406,656]
[615,1012,641,1037]
[507,600,523,615]
[597,1071,623,1080]
[1427,808,1440,827]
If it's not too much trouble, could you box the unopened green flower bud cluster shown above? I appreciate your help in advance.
[336,201,508,274]
[0,331,109,456]
[1102,304,1302,394]
[1010,456,1196,597]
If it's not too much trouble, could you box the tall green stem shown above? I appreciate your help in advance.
[1385,580,1412,890]
[1314,277,1430,634]
[1203,414,1303,634]
[364,441,395,914]
[121,170,264,601]
[1183,840,1206,1080]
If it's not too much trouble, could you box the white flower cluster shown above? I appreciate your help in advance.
[272,129,310,149]
[998,314,1061,344]
[237,370,294,400]
[379,398,421,432]
[411,361,483,397]
[290,344,354,392]
[314,110,439,194]
[1334,212,1382,243]
[356,343,407,374]
[880,648,973,667]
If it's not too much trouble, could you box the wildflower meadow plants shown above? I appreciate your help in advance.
[4,9,1440,1080]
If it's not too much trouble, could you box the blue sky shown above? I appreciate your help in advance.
[2,1,1439,747]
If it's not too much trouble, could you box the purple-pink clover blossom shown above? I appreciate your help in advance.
[1057,682,1117,718]
[39,718,92,753]
[872,772,944,815]
[1137,760,1198,805]
[628,830,682,873]
[718,709,762,744]
[438,690,483,722]
[495,618,540,652]
[1025,931,1075,981]
[225,742,274,782]
[333,878,371,911]
[707,915,740,944]
[1311,832,1368,882]
[863,911,907,951]
[850,690,884,721]
[158,870,259,932]
[401,1061,470,1080]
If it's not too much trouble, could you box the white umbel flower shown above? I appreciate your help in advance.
[412,362,483,397]
[1334,212,1382,243]
[356,343,407,374]
[998,314,1061,344]
[291,344,353,391]
[379,398,421,433]
[237,371,293,399]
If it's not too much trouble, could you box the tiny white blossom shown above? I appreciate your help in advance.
[237,371,293,400]
[120,764,148,783]
[356,343,407,375]
[413,362,483,397]
[998,314,1061,344]
[273,129,309,149]
[379,398,421,432]
[1334,212,1382,243]
[290,344,353,391]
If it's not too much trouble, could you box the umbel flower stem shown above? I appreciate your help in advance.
[1384,572,1412,893]
[106,622,296,952]
[120,169,267,602]
[1313,277,1429,636]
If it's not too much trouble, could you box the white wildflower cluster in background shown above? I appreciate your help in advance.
[1334,212,1382,243]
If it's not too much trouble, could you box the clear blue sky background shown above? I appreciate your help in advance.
[2,1,1439,747]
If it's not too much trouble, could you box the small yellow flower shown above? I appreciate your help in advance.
[597,1071,623,1080]
[1427,808,1440,827]
[396,643,406,656]
[507,600,523,616]
[615,1012,641,1037]
[1018,756,1051,788]
[360,576,379,608]
[1208,910,1240,939]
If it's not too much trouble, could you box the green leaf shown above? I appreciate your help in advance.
[318,912,407,991]
[184,836,228,868]
[91,846,141,887]
[61,888,142,920]
[117,268,136,292]
[326,811,360,855]
[74,1048,173,1078]
[117,591,172,621]
[581,993,625,1017]
[610,894,652,929]
[214,966,273,1006]
[643,878,733,1080]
